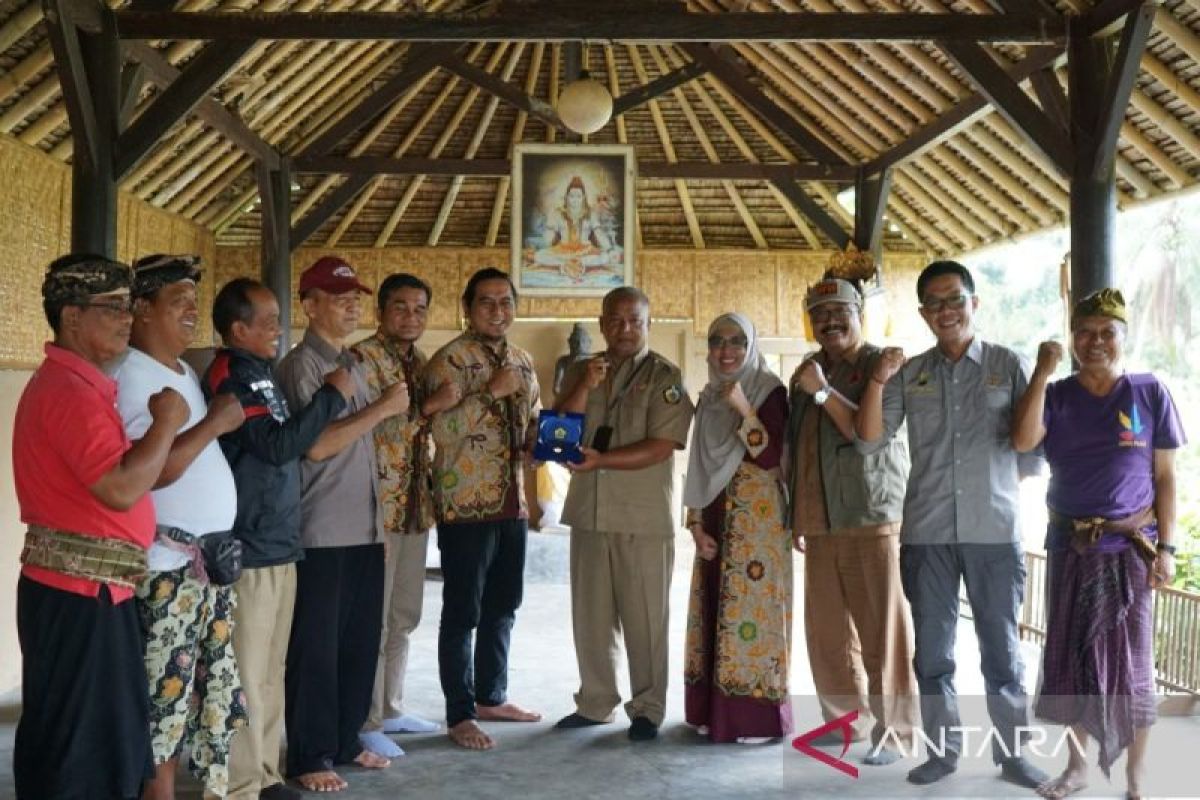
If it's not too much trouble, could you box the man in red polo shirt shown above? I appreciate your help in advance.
[12,253,188,800]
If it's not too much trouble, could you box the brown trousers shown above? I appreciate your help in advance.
[226,563,297,799]
[803,534,918,744]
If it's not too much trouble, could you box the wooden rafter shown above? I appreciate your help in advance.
[659,44,820,248]
[611,58,707,117]
[113,10,1068,43]
[627,43,704,249]
[486,41,544,248]
[428,42,526,246]
[646,44,767,248]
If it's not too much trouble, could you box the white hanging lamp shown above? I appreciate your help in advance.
[556,45,612,135]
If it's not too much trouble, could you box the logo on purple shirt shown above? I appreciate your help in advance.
[1118,404,1147,447]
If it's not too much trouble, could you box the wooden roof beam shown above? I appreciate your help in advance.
[292,155,855,182]
[1090,4,1156,182]
[113,10,1068,43]
[769,179,849,248]
[680,43,848,165]
[439,50,564,133]
[374,42,511,247]
[659,43,821,248]
[126,41,279,168]
[611,58,708,117]
[429,42,525,246]
[940,41,1072,175]
[291,174,372,247]
[864,45,1062,173]
[115,41,254,180]
[299,43,450,156]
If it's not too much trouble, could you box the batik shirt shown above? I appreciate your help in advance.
[352,332,435,535]
[423,330,541,524]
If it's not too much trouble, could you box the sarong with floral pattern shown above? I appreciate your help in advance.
[685,461,792,704]
[136,566,248,797]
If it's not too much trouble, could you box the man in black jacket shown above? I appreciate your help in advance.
[204,278,351,800]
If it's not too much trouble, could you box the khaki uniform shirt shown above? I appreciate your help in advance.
[352,332,435,535]
[561,348,694,537]
[423,331,541,525]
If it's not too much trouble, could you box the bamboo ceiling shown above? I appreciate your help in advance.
[2,0,1199,256]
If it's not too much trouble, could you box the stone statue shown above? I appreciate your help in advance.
[554,323,593,396]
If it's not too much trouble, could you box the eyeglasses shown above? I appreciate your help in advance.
[80,299,134,315]
[920,293,972,313]
[809,306,856,323]
[707,334,748,350]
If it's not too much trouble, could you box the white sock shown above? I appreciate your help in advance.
[359,730,405,758]
[382,714,440,734]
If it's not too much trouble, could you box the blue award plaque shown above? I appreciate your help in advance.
[533,410,585,464]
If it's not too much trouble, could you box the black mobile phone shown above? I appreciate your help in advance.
[592,425,614,453]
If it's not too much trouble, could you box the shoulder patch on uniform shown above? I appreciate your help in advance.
[663,384,683,404]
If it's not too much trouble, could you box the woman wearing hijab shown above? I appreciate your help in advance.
[683,312,792,743]
[1012,289,1185,800]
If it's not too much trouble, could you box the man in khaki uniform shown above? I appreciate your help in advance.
[553,286,694,741]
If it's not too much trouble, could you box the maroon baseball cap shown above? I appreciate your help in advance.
[298,256,373,296]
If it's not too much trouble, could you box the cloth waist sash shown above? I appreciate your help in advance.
[156,524,211,583]
[21,524,148,590]
[1048,506,1157,564]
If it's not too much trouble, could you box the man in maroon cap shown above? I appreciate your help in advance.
[275,256,410,793]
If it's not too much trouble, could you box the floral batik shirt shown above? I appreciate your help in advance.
[352,332,435,535]
[423,330,541,524]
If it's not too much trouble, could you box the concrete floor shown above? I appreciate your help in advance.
[1,527,1197,799]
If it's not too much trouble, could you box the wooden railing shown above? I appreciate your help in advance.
[1017,551,1200,695]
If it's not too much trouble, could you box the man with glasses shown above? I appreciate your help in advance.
[13,254,188,800]
[353,273,443,758]
[553,286,694,742]
[422,267,544,751]
[788,277,916,766]
[856,261,1047,788]
[276,256,410,792]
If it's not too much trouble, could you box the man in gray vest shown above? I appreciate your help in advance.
[789,277,917,766]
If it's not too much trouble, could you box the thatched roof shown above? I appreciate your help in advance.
[2,0,1197,256]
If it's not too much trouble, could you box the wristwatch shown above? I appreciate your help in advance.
[813,385,831,406]
[1157,541,1177,555]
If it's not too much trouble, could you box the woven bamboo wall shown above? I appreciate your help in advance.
[212,246,929,340]
[0,135,216,369]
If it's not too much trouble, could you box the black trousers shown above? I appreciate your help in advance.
[285,544,385,776]
[15,575,153,800]
[437,519,527,727]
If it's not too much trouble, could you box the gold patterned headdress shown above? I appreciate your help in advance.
[826,244,877,283]
[1071,288,1126,324]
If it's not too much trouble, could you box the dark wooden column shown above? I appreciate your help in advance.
[1067,4,1155,301]
[853,168,892,264]
[257,157,292,353]
[44,0,121,256]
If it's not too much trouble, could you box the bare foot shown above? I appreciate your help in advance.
[477,701,543,722]
[449,719,495,750]
[295,770,347,793]
[1036,768,1088,799]
[352,750,390,769]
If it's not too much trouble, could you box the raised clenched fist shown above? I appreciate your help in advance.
[873,347,906,385]
[148,387,189,431]
[1035,340,1064,378]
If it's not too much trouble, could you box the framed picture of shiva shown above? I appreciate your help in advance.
[511,143,636,296]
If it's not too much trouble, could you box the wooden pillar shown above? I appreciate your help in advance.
[44,0,121,256]
[853,167,892,265]
[1068,34,1115,299]
[257,157,292,354]
[1067,4,1155,302]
